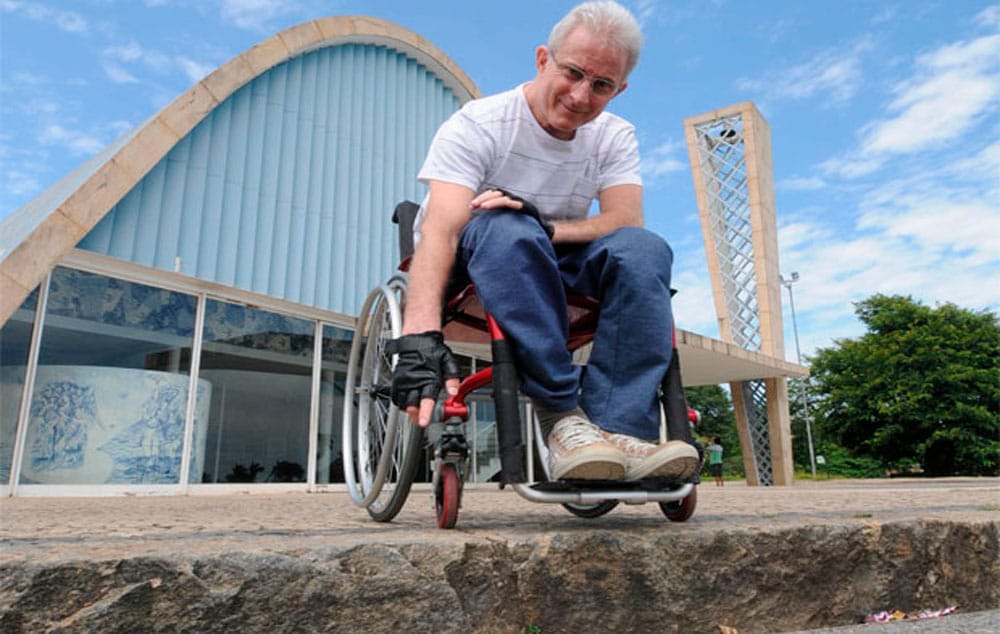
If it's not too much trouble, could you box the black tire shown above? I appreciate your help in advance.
[366,422,425,522]
[562,501,619,518]
[659,486,697,522]
[435,463,461,529]
[342,277,423,522]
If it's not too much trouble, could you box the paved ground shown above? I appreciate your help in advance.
[2,477,998,632]
[782,609,1000,634]
[2,477,997,560]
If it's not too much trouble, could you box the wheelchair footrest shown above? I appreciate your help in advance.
[529,476,690,493]
[513,481,693,506]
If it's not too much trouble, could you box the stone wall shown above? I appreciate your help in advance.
[2,520,997,633]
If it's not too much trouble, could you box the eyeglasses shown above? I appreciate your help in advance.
[549,53,620,98]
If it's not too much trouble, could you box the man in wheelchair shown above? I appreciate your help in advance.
[389,0,699,484]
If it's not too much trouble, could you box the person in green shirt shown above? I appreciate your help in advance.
[705,437,724,487]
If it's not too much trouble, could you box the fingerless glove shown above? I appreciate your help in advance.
[386,331,461,409]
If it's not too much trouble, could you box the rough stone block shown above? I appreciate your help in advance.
[202,54,254,103]
[243,35,290,75]
[0,211,85,304]
[112,119,179,184]
[159,82,218,139]
[279,22,324,56]
[59,158,137,232]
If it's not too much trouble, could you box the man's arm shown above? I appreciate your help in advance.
[467,183,644,244]
[398,180,474,427]
[550,183,643,243]
[403,180,475,333]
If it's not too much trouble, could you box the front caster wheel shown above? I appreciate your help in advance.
[435,463,460,529]
[659,486,697,522]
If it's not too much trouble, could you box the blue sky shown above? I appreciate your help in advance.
[1,0,998,363]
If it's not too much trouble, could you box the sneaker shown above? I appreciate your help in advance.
[546,414,627,480]
[602,433,699,481]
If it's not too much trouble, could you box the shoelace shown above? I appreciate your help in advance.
[552,417,604,450]
[605,432,654,456]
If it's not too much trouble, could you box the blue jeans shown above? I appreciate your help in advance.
[457,211,674,440]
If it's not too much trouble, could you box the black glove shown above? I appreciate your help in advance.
[386,331,461,409]
[496,189,555,239]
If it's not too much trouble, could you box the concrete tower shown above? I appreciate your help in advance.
[684,102,794,485]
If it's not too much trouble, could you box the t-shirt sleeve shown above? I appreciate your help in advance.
[417,110,490,192]
[598,124,643,190]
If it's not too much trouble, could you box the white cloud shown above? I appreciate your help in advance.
[38,124,104,156]
[777,220,828,253]
[105,42,144,63]
[784,25,1000,356]
[856,180,1000,267]
[736,39,873,106]
[103,41,174,74]
[3,168,42,198]
[0,0,88,33]
[870,5,900,26]
[177,57,215,83]
[671,264,720,339]
[863,35,999,154]
[778,176,827,192]
[642,138,687,182]
[220,0,298,31]
[632,0,657,27]
[825,33,1000,178]
[100,40,213,87]
[103,63,139,84]
[975,5,1000,29]
[776,165,1000,359]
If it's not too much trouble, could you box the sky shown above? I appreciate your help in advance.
[1,0,998,363]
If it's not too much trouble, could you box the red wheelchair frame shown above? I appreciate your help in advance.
[342,202,701,529]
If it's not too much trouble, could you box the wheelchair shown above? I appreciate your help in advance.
[342,202,702,528]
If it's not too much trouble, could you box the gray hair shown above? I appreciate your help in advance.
[548,1,643,79]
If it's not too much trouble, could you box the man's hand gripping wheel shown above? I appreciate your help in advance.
[387,331,461,427]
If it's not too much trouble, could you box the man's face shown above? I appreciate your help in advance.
[529,26,629,140]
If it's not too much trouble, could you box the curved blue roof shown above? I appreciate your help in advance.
[80,43,461,314]
[0,16,478,322]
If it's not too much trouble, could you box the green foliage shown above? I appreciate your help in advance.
[809,294,999,476]
[685,384,744,476]
[813,443,886,478]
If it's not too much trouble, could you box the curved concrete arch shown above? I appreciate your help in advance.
[0,16,480,324]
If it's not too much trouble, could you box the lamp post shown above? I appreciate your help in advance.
[780,272,817,477]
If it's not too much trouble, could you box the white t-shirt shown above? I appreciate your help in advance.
[414,84,642,240]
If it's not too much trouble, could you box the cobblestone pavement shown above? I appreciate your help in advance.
[782,609,1000,634]
[2,477,997,563]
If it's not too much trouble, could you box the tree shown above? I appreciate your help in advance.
[809,295,999,476]
[685,384,743,477]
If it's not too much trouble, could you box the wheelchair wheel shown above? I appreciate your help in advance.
[342,276,422,521]
[659,486,697,522]
[562,501,619,518]
[435,463,460,529]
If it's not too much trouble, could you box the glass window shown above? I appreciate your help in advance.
[196,299,314,484]
[472,398,501,483]
[1,288,39,483]
[316,324,352,484]
[469,396,533,484]
[21,268,198,485]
